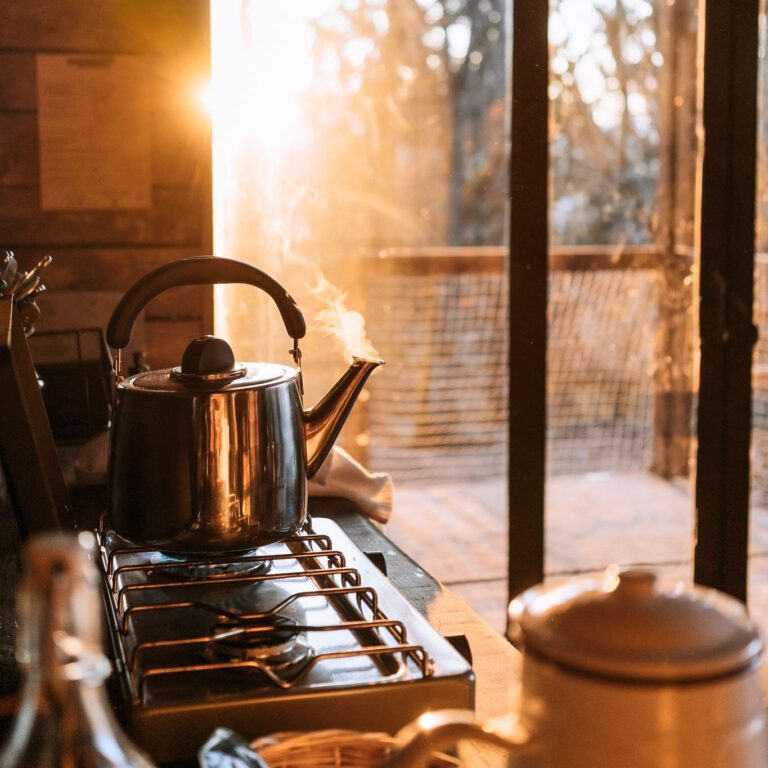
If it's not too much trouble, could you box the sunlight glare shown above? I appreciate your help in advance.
[210,2,318,154]
[210,0,322,345]
[196,82,213,115]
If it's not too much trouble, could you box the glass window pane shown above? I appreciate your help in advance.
[210,0,511,630]
[550,0,661,246]
[546,0,698,584]
[750,4,768,631]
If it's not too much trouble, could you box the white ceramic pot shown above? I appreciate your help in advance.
[389,569,768,767]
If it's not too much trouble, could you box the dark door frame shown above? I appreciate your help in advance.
[693,0,759,602]
[507,1,548,601]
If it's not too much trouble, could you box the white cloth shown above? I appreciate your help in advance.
[308,446,394,524]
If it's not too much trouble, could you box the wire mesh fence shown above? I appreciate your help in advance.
[548,269,657,475]
[364,260,659,483]
[365,269,508,483]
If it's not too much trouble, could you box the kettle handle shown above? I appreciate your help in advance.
[106,256,306,349]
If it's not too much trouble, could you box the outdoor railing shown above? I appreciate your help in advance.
[359,245,694,483]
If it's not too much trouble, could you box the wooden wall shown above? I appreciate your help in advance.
[0,0,213,368]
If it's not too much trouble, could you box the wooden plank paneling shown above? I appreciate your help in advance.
[0,0,212,369]
[24,283,205,325]
[151,112,211,188]
[143,286,208,321]
[12,247,206,291]
[0,114,38,185]
[0,187,204,245]
[0,111,211,189]
[0,0,208,54]
[144,318,204,368]
[0,53,209,114]
[0,53,35,111]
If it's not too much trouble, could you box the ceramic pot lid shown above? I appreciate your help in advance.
[507,568,763,682]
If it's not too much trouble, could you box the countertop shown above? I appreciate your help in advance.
[313,499,520,767]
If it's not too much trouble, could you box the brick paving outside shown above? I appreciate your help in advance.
[385,472,768,636]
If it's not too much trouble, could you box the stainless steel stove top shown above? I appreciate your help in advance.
[97,516,474,764]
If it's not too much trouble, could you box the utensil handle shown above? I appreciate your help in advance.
[106,256,306,349]
[386,709,536,768]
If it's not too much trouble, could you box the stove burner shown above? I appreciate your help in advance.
[217,614,300,644]
[206,615,314,671]
[213,579,299,617]
[151,553,272,581]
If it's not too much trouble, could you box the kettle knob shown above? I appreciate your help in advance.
[181,336,235,375]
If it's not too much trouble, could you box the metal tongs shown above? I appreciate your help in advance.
[0,251,52,335]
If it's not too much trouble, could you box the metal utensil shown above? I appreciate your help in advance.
[21,255,52,285]
[19,283,46,304]
[19,301,40,335]
[14,276,41,304]
[14,255,52,297]
[0,252,17,290]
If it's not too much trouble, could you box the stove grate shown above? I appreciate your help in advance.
[95,515,435,702]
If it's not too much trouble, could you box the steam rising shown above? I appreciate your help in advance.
[309,272,380,365]
[277,185,380,366]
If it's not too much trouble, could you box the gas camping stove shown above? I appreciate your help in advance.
[96,515,475,764]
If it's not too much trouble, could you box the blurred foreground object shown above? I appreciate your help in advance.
[0,532,155,767]
[198,728,267,768]
[197,726,458,768]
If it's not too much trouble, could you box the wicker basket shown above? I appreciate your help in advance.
[251,729,460,768]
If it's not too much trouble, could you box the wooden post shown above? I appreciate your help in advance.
[507,2,548,601]
[693,0,759,602]
[652,0,696,479]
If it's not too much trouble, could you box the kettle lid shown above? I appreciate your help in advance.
[507,568,763,683]
[128,335,292,392]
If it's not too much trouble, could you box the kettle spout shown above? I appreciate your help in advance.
[304,357,384,478]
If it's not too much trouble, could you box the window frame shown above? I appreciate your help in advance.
[507,0,760,603]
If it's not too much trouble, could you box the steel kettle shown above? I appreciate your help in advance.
[106,256,382,553]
